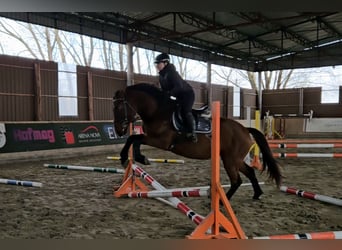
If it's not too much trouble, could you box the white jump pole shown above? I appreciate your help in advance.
[44,164,125,174]
[0,178,42,187]
[107,156,185,164]
[166,182,265,192]
[269,143,342,148]
[273,153,342,158]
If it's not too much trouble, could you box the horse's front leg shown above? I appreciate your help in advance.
[119,135,135,167]
[132,135,151,165]
[119,134,150,167]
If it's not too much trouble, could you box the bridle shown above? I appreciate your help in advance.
[112,97,137,134]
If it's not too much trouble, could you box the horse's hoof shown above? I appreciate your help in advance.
[137,158,151,165]
[253,191,263,200]
[144,158,151,165]
[135,156,151,165]
[252,195,262,200]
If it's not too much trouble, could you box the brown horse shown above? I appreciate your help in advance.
[113,83,282,200]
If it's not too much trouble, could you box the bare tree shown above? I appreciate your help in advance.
[0,19,98,66]
[100,40,126,71]
[108,43,116,70]
[236,69,293,90]
[80,35,94,66]
[54,29,66,63]
[211,62,296,90]
[212,66,235,86]
[101,40,110,69]
[134,47,141,74]
[119,45,126,71]
[0,42,4,54]
[0,20,40,59]
[144,49,155,75]
[172,56,205,81]
[61,33,95,66]
[175,56,186,78]
[54,32,82,65]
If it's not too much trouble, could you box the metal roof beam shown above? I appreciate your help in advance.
[317,16,342,38]
[177,12,270,62]
[231,12,341,50]
[108,12,254,61]
[232,12,316,50]
[82,12,254,68]
[177,12,245,40]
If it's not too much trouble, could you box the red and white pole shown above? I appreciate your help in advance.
[252,230,342,239]
[280,186,342,207]
[132,164,204,225]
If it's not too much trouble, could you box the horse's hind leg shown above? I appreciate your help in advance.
[240,163,263,200]
[226,174,242,200]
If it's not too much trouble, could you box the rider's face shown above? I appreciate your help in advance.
[155,62,166,72]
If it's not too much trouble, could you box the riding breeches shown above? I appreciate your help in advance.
[176,89,195,115]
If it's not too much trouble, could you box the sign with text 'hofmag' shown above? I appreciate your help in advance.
[0,122,131,153]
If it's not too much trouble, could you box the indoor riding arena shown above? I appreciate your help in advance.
[0,12,342,240]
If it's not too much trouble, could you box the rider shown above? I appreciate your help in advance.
[154,52,198,143]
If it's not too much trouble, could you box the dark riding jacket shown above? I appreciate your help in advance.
[158,63,193,97]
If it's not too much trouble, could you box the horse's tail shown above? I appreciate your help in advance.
[248,127,282,187]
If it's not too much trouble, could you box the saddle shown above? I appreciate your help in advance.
[171,105,212,134]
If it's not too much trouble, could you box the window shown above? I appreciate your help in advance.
[321,86,339,104]
[58,63,78,116]
[233,86,240,117]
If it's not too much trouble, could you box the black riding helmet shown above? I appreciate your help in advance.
[154,53,170,64]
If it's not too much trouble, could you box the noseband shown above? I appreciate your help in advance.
[112,97,137,133]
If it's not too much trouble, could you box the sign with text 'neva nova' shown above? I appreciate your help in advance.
[0,122,137,153]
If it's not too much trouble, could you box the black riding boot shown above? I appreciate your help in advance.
[184,112,198,143]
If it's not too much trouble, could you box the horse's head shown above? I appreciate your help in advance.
[112,89,137,136]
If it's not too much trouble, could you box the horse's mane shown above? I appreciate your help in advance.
[127,83,167,105]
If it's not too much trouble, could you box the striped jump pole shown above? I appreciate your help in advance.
[280,186,342,207]
[268,139,342,144]
[146,158,185,164]
[127,185,263,199]
[126,189,208,198]
[126,182,264,200]
[273,153,342,158]
[132,164,204,225]
[107,156,185,164]
[123,182,264,201]
[44,164,125,174]
[269,143,342,149]
[252,231,342,239]
[165,182,264,192]
[0,178,42,187]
